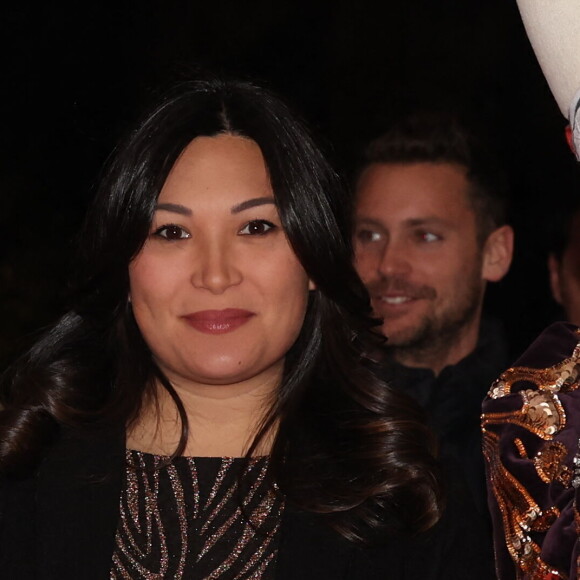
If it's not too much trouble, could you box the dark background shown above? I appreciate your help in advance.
[1,1,576,366]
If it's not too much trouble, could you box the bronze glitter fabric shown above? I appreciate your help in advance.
[482,323,580,579]
[110,450,283,579]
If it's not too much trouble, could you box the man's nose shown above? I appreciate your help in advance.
[376,241,412,278]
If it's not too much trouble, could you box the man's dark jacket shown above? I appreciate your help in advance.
[380,319,510,517]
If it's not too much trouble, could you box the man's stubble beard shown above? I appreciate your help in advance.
[384,268,485,368]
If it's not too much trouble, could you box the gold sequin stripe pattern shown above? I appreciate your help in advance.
[112,452,169,578]
[166,463,188,577]
[197,459,278,570]
[196,457,282,579]
[110,451,283,579]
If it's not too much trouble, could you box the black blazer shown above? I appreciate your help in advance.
[0,423,493,579]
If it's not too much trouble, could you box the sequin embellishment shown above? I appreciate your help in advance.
[482,332,580,579]
[110,451,283,579]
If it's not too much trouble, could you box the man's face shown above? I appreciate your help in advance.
[549,211,580,326]
[354,162,487,361]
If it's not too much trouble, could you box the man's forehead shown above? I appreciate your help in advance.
[355,161,473,218]
[357,161,468,191]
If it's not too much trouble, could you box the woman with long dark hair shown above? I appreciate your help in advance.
[0,77,488,579]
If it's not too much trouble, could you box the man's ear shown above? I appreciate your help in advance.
[482,225,514,282]
[547,253,564,305]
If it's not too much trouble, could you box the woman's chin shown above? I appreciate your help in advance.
[159,356,283,391]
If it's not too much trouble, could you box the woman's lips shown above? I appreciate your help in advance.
[182,309,255,334]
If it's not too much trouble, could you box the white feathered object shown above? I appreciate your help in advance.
[516,0,580,157]
[516,0,580,118]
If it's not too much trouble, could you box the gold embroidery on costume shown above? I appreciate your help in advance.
[534,441,569,484]
[482,390,565,441]
[488,338,580,399]
[514,438,528,459]
[482,336,580,580]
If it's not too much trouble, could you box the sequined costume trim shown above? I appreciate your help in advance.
[110,451,283,579]
[482,331,580,579]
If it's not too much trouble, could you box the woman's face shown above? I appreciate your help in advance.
[129,134,312,393]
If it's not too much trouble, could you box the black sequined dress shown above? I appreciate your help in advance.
[110,450,283,579]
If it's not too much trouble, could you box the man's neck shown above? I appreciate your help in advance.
[392,320,481,376]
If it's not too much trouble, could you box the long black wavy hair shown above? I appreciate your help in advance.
[0,77,442,541]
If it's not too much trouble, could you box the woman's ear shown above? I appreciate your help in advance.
[308,279,316,291]
[482,225,514,283]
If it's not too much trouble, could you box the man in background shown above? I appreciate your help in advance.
[547,167,580,326]
[548,210,580,325]
[353,112,514,516]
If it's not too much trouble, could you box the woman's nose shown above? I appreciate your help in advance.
[190,240,243,294]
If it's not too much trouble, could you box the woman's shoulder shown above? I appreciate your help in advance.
[483,321,580,579]
[0,420,126,580]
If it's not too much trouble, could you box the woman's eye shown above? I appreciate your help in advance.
[239,220,276,236]
[356,229,381,243]
[153,225,191,240]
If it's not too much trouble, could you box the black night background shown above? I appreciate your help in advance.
[1,1,575,366]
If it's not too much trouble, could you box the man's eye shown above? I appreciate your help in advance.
[418,231,441,243]
[239,220,276,235]
[153,225,191,240]
[356,229,381,243]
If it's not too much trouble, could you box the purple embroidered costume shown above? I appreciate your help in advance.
[483,322,580,579]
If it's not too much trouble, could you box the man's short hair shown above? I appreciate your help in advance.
[359,111,509,243]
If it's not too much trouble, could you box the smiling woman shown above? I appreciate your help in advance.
[0,77,490,579]
[127,135,313,457]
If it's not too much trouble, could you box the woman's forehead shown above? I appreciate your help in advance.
[157,135,272,207]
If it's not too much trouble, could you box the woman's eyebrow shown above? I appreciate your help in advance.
[155,202,192,216]
[155,198,275,215]
[231,197,275,214]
